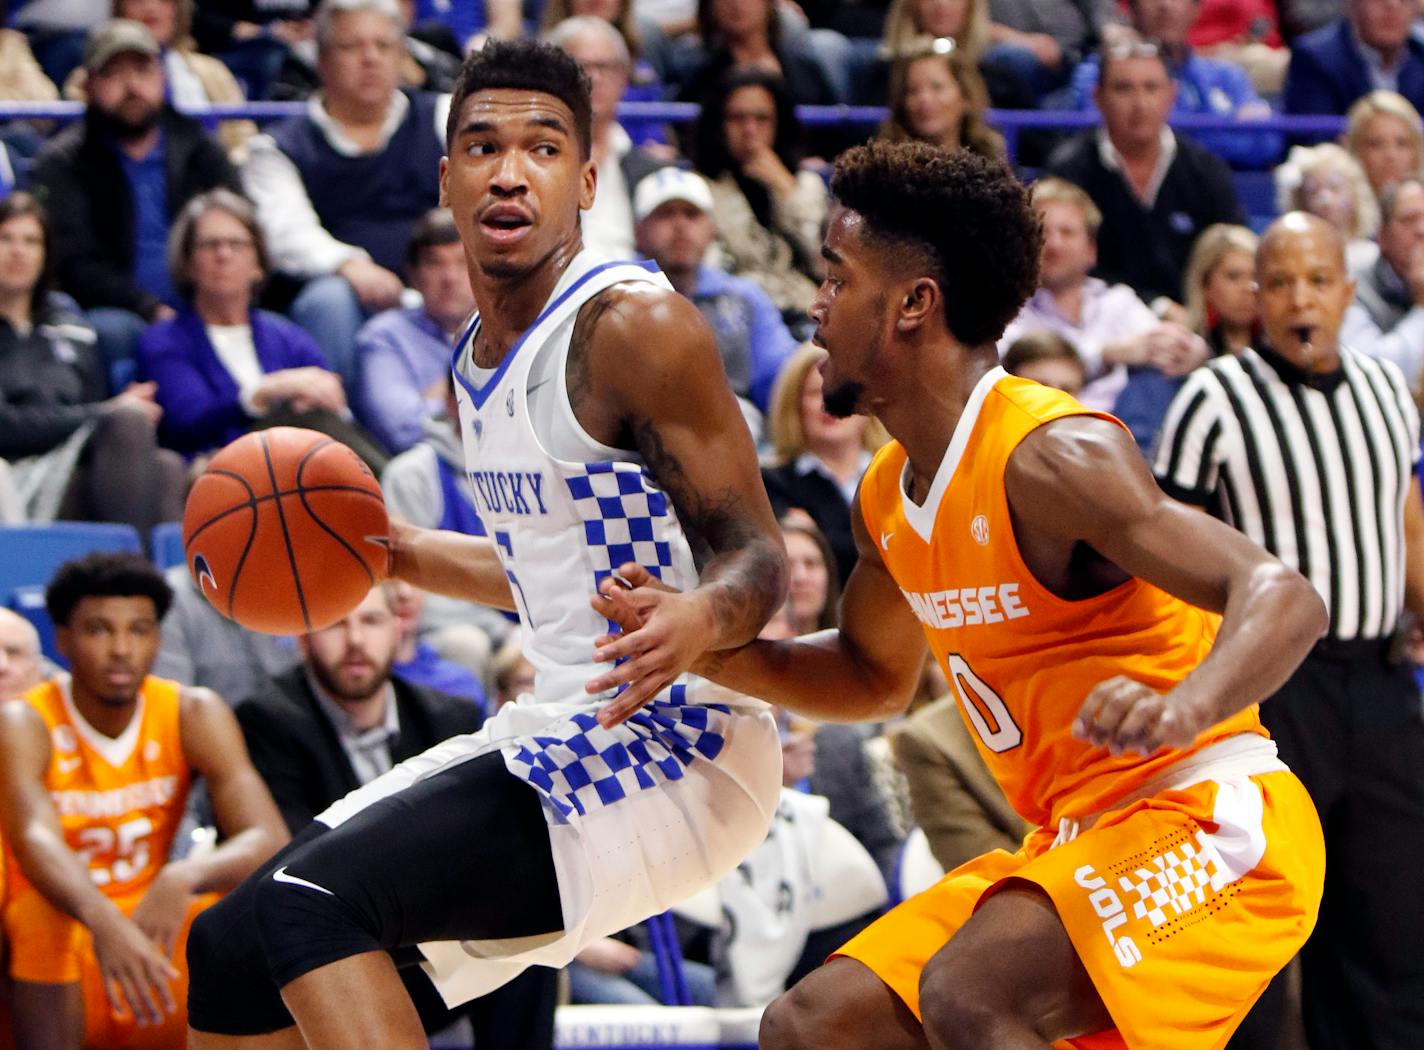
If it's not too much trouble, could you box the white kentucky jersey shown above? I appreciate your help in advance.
[450,251,700,706]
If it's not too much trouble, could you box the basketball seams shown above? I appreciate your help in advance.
[294,443,380,587]
[260,433,313,632]
[183,484,384,546]
[183,468,259,620]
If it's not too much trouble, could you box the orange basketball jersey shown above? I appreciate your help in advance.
[3,675,191,903]
[860,369,1265,828]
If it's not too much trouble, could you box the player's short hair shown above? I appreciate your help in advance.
[1003,330,1084,378]
[446,39,593,160]
[46,553,173,628]
[1030,177,1102,239]
[406,207,461,269]
[830,141,1040,348]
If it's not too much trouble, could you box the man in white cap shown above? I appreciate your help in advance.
[635,167,797,417]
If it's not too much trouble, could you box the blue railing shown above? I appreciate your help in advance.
[0,97,1350,165]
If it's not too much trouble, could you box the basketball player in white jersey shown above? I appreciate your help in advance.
[185,39,787,1049]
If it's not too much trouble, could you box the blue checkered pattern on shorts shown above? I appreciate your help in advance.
[505,684,731,819]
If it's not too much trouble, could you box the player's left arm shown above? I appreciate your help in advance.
[131,688,288,955]
[581,285,788,715]
[1008,416,1328,757]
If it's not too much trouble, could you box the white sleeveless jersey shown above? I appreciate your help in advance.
[450,251,700,705]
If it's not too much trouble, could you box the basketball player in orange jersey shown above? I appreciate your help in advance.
[590,141,1330,1049]
[0,553,287,1050]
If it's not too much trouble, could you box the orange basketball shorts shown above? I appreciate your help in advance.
[2,883,219,1050]
[837,770,1324,1050]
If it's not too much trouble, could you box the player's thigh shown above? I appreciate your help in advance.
[761,956,929,1050]
[919,880,1112,1043]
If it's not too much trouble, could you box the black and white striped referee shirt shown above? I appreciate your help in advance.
[1152,345,1421,642]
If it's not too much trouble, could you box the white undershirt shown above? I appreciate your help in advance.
[207,323,264,414]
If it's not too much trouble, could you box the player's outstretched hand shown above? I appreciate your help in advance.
[89,909,180,1028]
[588,563,709,728]
[1072,676,1206,756]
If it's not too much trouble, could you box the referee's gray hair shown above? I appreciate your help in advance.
[543,15,631,69]
[315,0,403,54]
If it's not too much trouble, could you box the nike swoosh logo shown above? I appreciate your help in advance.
[56,756,81,775]
[272,866,335,896]
[880,531,894,551]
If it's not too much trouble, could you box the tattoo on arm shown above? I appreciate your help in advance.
[634,419,785,644]
[567,288,622,421]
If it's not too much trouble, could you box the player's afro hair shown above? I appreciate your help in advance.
[46,553,173,628]
[830,141,1041,348]
[446,38,593,160]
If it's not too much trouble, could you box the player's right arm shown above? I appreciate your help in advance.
[0,701,178,1026]
[593,489,928,724]
[385,519,516,611]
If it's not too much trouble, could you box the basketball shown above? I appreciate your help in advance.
[182,428,390,634]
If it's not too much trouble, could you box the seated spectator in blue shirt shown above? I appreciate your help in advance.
[633,168,796,420]
[0,139,24,199]
[1283,0,1424,117]
[32,19,241,386]
[355,209,473,454]
[388,578,487,711]
[1072,2,1282,169]
[137,189,388,469]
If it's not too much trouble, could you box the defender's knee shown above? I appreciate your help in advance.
[759,983,827,1050]
[919,957,1004,1047]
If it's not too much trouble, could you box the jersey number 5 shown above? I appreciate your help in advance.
[946,653,1023,753]
[76,816,154,887]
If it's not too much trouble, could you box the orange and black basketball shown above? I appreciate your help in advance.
[182,427,390,634]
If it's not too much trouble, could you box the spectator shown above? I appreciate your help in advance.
[1283,0,1424,117]
[782,516,839,635]
[1071,2,1282,170]
[890,695,1030,871]
[232,583,557,1050]
[0,552,287,1050]
[1345,89,1424,201]
[879,40,1005,162]
[137,189,387,468]
[0,191,185,538]
[673,0,844,107]
[242,0,446,385]
[1001,329,1086,395]
[762,343,889,585]
[490,634,534,713]
[1153,212,1424,1047]
[64,0,258,157]
[381,384,514,673]
[0,5,61,102]
[189,0,317,103]
[0,140,23,199]
[568,929,717,1006]
[539,0,668,146]
[1274,141,1380,271]
[153,567,302,704]
[1115,221,1258,450]
[354,209,473,455]
[1045,39,1244,305]
[632,166,796,416]
[545,16,669,259]
[1188,0,1287,94]
[999,177,1207,412]
[0,459,20,522]
[0,609,44,700]
[1342,176,1424,387]
[8,0,108,92]
[692,69,827,323]
[980,0,1108,101]
[875,0,1037,108]
[387,579,487,708]
[32,18,241,381]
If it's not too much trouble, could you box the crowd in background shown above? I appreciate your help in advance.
[1,0,1424,1046]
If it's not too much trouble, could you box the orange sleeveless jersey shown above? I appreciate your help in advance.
[3,675,191,903]
[860,370,1265,828]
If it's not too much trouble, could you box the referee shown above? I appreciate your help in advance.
[1154,212,1424,1050]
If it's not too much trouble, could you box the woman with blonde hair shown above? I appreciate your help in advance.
[880,40,1004,161]
[1274,142,1380,272]
[65,0,257,156]
[1346,90,1424,201]
[762,344,888,584]
[1114,223,1259,451]
[876,0,1034,107]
